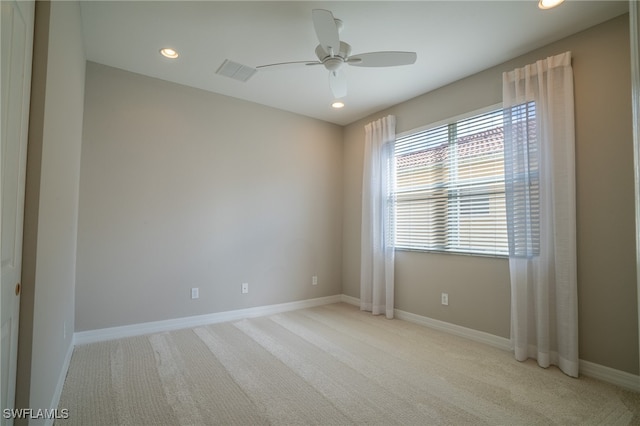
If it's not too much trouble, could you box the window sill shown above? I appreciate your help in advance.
[394,247,508,259]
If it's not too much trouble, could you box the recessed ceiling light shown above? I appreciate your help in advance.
[538,0,564,10]
[331,101,345,109]
[160,48,179,59]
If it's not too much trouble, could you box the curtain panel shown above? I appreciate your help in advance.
[360,115,396,319]
[503,51,579,377]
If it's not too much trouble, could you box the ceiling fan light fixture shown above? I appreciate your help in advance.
[331,101,345,109]
[538,0,564,9]
[160,48,179,59]
[324,57,344,72]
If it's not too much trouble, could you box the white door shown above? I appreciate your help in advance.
[1,0,34,423]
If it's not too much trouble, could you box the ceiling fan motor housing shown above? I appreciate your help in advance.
[316,42,352,71]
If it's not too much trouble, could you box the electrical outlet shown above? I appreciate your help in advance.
[241,283,249,294]
[191,288,199,299]
[441,293,449,306]
[312,275,318,286]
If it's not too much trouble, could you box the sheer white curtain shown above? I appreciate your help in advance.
[503,52,579,377]
[360,115,396,319]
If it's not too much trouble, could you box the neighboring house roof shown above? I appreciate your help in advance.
[397,127,505,170]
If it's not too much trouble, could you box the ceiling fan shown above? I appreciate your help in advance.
[256,9,417,99]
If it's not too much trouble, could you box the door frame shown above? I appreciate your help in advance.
[629,0,640,381]
[0,0,34,421]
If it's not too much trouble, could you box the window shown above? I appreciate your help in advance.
[394,107,509,256]
[503,101,540,258]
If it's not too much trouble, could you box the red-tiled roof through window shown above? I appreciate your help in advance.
[396,127,504,169]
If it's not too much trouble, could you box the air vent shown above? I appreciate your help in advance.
[215,60,257,82]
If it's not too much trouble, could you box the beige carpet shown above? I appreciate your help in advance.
[57,303,639,425]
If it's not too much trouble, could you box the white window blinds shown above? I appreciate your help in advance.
[503,101,540,258]
[394,108,508,256]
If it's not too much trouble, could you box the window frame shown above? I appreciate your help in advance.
[393,103,508,258]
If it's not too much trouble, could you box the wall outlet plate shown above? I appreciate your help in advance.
[191,288,199,299]
[241,283,249,294]
[441,293,449,306]
[312,275,318,285]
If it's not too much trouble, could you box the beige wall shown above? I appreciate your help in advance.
[343,15,638,375]
[16,0,85,417]
[75,62,343,331]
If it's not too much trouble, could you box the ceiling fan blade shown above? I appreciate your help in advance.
[329,70,347,99]
[312,9,340,57]
[348,51,417,67]
[256,60,320,69]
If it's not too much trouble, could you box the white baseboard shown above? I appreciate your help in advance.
[72,293,640,393]
[397,309,640,392]
[345,295,640,393]
[394,308,512,351]
[340,294,360,306]
[45,339,74,426]
[73,294,342,345]
[579,359,640,392]
[339,294,510,350]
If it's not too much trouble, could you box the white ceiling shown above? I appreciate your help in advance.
[80,1,628,126]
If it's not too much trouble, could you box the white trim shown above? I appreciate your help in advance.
[395,102,502,139]
[579,359,640,393]
[394,308,512,351]
[349,295,640,391]
[396,307,640,390]
[71,294,640,392]
[73,295,342,345]
[340,294,360,307]
[45,340,74,426]
[345,294,511,351]
[628,0,640,383]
